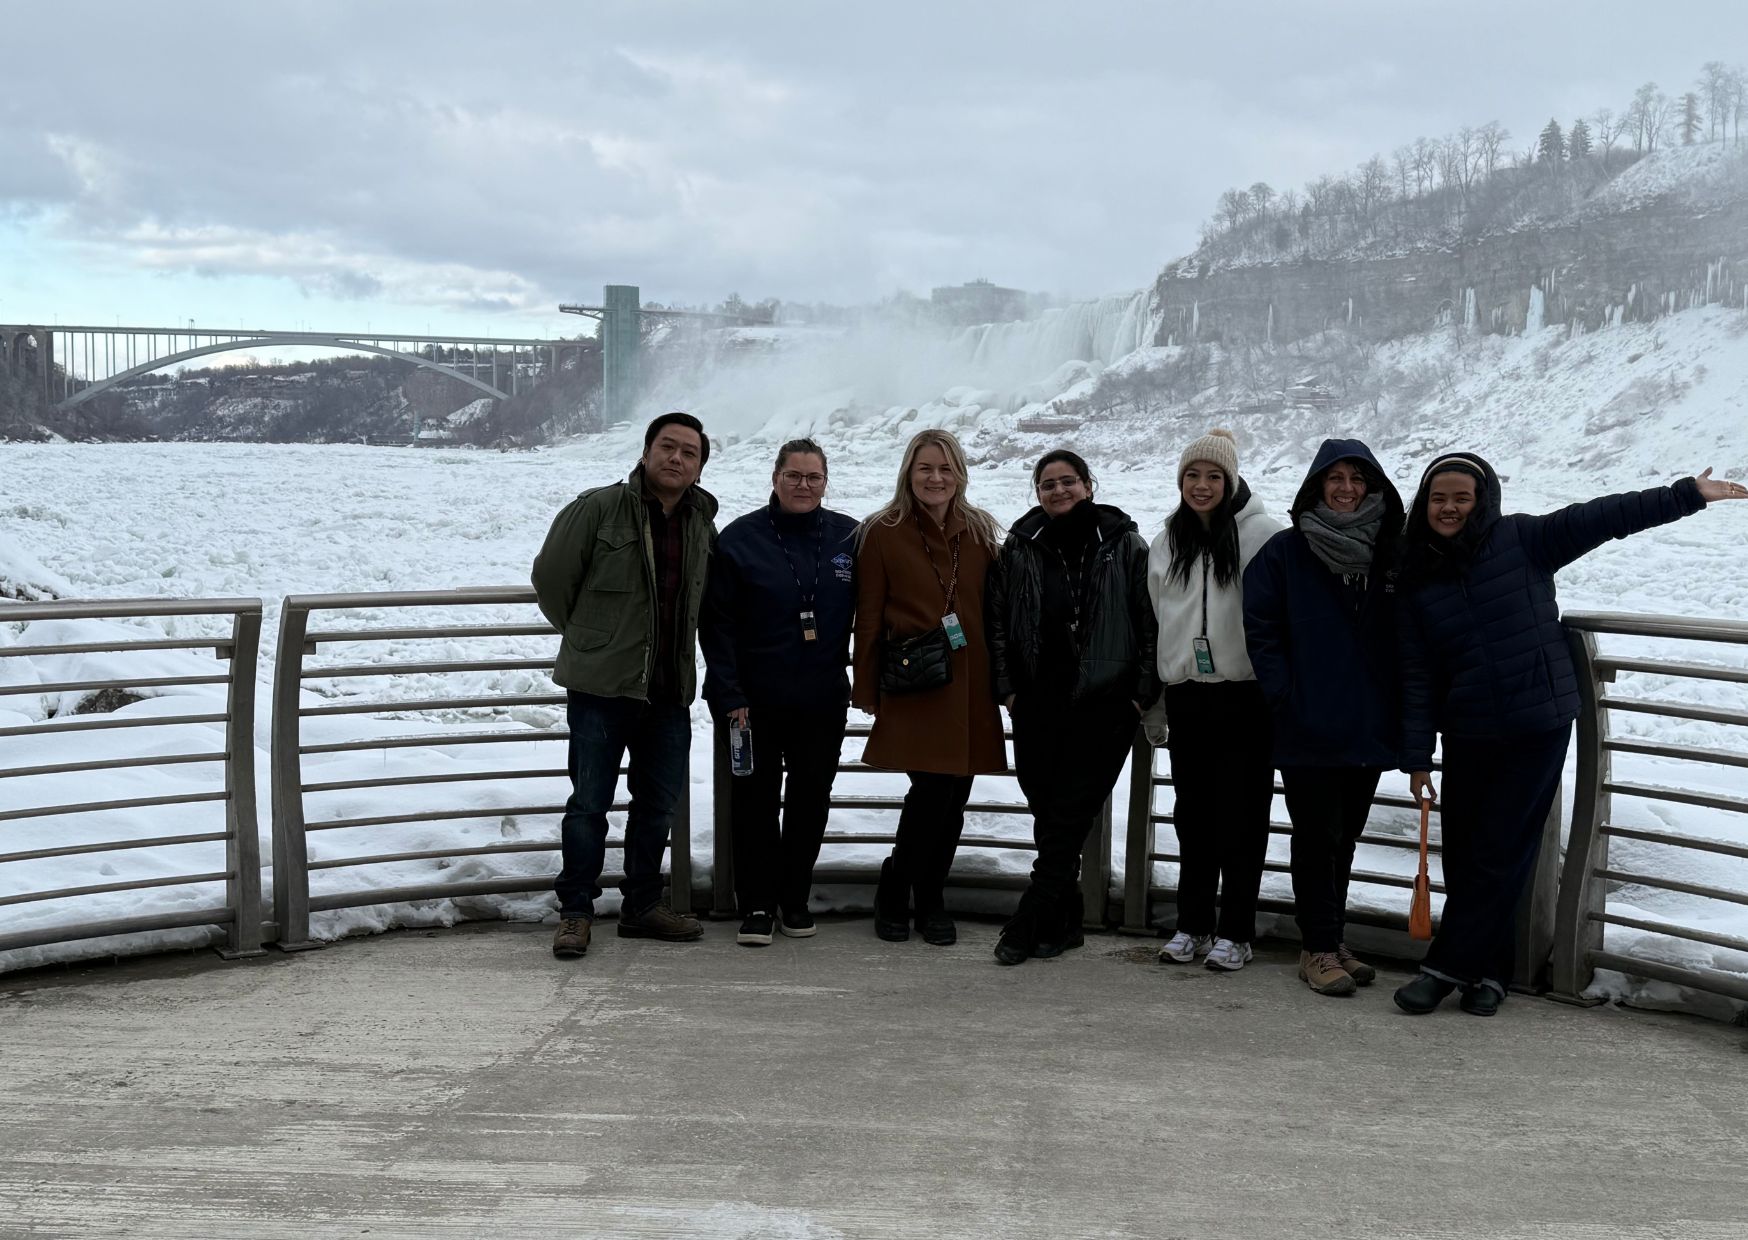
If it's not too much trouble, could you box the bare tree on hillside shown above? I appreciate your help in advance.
[1392,145,1414,200]
[1476,121,1510,179]
[1411,137,1437,195]
[1629,82,1659,152]
[1248,182,1275,216]
[1355,155,1391,219]
[1591,107,1625,165]
[1700,61,1730,141]
[1218,187,1251,231]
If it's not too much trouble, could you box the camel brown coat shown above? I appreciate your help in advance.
[852,508,1007,776]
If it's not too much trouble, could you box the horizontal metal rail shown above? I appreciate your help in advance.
[0,751,228,781]
[1600,823,1748,861]
[0,674,229,697]
[1594,656,1748,685]
[1603,738,1748,769]
[308,804,566,832]
[301,768,572,794]
[0,596,265,963]
[303,623,553,645]
[301,693,566,716]
[1596,867,1748,908]
[300,729,565,755]
[0,712,229,740]
[302,657,556,679]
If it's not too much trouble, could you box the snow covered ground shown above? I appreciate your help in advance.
[3,301,1746,1015]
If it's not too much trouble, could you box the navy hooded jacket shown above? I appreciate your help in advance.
[1397,453,1706,771]
[700,498,859,716]
[1242,439,1404,768]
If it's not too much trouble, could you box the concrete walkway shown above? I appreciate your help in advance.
[0,919,1744,1239]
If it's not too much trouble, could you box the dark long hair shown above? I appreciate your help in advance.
[1167,478,1248,588]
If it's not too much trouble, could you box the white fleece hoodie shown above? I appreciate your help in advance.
[1146,501,1281,686]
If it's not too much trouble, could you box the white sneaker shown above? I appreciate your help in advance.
[1204,938,1253,971]
[1157,931,1214,963]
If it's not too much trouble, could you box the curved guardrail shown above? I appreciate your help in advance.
[269,587,686,948]
[0,597,264,959]
[1550,612,1748,1005]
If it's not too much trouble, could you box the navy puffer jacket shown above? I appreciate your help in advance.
[1243,439,1404,768]
[1398,453,1706,771]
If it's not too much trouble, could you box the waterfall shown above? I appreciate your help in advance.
[1525,285,1546,335]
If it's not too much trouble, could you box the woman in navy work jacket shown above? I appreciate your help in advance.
[985,448,1160,966]
[701,437,860,946]
[1242,439,1403,999]
[1393,453,1745,1016]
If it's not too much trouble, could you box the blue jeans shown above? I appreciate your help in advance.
[555,690,690,918]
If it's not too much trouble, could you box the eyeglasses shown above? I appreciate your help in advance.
[778,471,826,488]
[1037,477,1085,492]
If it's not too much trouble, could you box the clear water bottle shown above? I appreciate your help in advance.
[729,722,754,776]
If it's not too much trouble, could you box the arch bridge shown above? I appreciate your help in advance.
[0,323,589,412]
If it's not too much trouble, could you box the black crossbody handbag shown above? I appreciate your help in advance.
[878,625,954,696]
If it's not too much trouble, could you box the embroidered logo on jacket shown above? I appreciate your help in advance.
[831,552,854,582]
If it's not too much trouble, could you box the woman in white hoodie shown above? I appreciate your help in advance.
[1144,429,1282,972]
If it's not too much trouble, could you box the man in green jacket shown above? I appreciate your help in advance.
[532,412,719,958]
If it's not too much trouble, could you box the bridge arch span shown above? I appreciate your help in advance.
[55,336,513,410]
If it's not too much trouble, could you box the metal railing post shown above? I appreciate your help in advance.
[669,743,694,916]
[1549,627,1609,1001]
[217,605,266,958]
[268,601,321,950]
[1121,733,1156,934]
[710,720,737,917]
[1080,788,1114,929]
[1511,776,1564,993]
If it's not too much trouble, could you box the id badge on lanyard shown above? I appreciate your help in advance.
[942,611,969,650]
[801,610,818,642]
[1192,636,1216,675]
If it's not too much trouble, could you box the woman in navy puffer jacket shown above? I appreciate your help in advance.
[1393,453,1745,1017]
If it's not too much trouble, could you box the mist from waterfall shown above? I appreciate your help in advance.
[633,290,1160,444]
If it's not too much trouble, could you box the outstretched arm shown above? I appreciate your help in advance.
[1522,469,1742,572]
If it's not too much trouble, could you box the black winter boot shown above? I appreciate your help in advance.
[874,857,910,942]
[994,888,1043,965]
[1033,889,1085,959]
[1393,971,1457,1015]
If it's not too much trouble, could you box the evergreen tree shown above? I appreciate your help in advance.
[1567,117,1592,159]
[1679,92,1703,144]
[1537,118,1566,163]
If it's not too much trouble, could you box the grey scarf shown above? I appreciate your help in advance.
[1298,494,1385,578]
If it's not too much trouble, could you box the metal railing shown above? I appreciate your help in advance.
[0,597,264,959]
[270,588,689,949]
[1550,612,1748,1005]
[8,592,1745,1018]
[708,720,1109,926]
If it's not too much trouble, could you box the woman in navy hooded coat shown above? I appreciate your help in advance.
[1243,439,1403,999]
[1392,453,1744,1017]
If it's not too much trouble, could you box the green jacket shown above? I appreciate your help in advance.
[531,466,719,702]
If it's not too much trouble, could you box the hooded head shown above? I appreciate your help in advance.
[1289,438,1404,526]
[1400,451,1504,581]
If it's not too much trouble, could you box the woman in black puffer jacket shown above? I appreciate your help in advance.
[1394,452,1744,1017]
[985,449,1160,965]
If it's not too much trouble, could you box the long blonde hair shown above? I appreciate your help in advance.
[860,427,1003,549]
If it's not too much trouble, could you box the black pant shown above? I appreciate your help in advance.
[1424,724,1570,991]
[729,704,849,914]
[1282,765,1383,953]
[1164,681,1274,943]
[890,772,976,915]
[1013,695,1136,906]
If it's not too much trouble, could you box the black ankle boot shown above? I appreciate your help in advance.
[1393,971,1458,1015]
[1033,889,1085,959]
[919,910,956,946]
[995,889,1043,965]
[874,857,909,942]
[1459,984,1503,1016]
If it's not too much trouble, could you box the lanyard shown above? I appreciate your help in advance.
[915,512,962,616]
[1043,538,1092,635]
[767,510,823,607]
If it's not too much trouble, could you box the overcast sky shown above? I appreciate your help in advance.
[1,1,1737,342]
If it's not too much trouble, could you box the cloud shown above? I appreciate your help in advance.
[1,0,1737,321]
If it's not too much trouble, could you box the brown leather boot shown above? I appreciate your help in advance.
[552,916,591,959]
[1336,943,1377,986]
[616,902,704,941]
[1299,949,1358,996]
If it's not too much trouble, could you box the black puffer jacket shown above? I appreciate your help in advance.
[1243,439,1404,768]
[1398,452,1707,771]
[986,501,1161,707]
